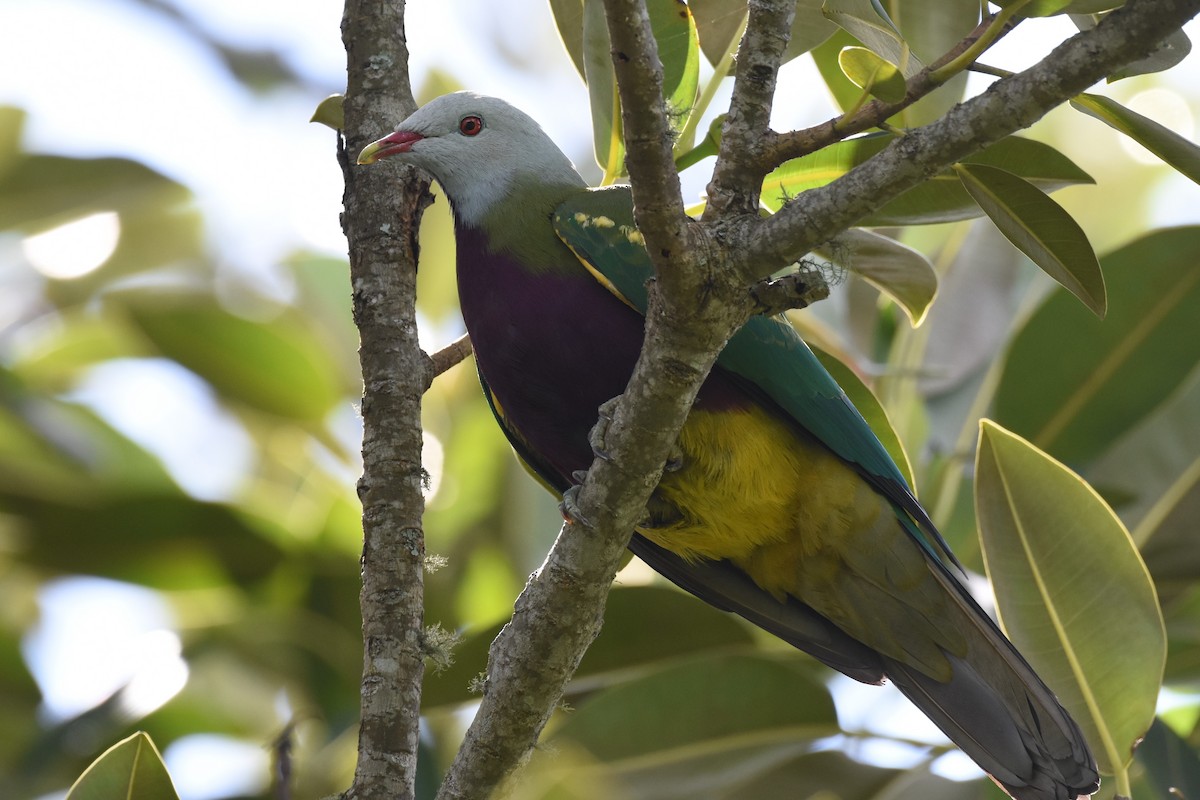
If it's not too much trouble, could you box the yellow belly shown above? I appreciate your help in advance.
[640,404,963,676]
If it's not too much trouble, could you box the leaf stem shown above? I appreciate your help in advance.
[929,1,1031,84]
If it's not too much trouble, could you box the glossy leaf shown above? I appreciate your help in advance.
[817,228,937,325]
[762,133,1093,225]
[421,586,757,709]
[1071,93,1200,184]
[995,227,1200,465]
[838,46,907,102]
[955,162,1105,317]
[822,0,922,77]
[550,654,838,764]
[66,732,180,800]
[975,420,1165,776]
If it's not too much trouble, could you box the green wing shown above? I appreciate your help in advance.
[552,186,957,569]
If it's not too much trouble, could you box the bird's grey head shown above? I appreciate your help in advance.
[358,91,585,226]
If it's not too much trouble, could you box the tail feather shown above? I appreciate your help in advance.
[882,559,1100,800]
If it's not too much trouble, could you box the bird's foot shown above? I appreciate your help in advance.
[559,484,594,529]
[588,397,621,462]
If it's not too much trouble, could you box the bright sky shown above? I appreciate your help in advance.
[4,1,1200,797]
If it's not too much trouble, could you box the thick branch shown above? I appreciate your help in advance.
[746,0,1200,272]
[340,1,428,798]
[703,0,796,218]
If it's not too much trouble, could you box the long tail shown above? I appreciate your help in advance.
[883,561,1099,800]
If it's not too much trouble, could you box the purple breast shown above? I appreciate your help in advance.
[455,225,747,481]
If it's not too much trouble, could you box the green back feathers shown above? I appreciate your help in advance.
[552,186,959,570]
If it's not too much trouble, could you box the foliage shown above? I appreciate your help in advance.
[4,1,1200,799]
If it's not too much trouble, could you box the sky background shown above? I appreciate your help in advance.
[3,1,1199,797]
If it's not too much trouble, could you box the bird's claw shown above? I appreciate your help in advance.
[559,485,595,529]
[664,445,684,473]
[588,397,620,462]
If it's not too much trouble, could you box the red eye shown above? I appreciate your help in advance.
[459,115,483,136]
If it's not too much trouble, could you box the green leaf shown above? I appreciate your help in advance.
[692,0,833,67]
[822,0,922,78]
[954,162,1105,317]
[994,227,1200,465]
[550,0,586,77]
[1136,717,1200,800]
[309,94,345,131]
[995,0,1122,15]
[762,133,1093,225]
[838,46,907,103]
[421,586,757,709]
[67,732,180,800]
[580,0,700,178]
[817,228,937,325]
[877,0,976,126]
[1071,93,1200,184]
[0,155,190,234]
[550,654,838,764]
[975,420,1165,776]
[124,296,348,423]
[1110,29,1191,81]
[810,343,916,491]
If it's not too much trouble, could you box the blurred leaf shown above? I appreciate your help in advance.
[955,162,1105,317]
[1138,457,1200,587]
[550,0,586,77]
[550,654,838,764]
[995,227,1200,465]
[0,155,190,234]
[124,296,347,423]
[917,222,1021,398]
[66,732,179,800]
[1110,29,1191,80]
[976,420,1165,776]
[762,133,1093,225]
[1136,717,1200,800]
[422,585,757,709]
[838,46,907,102]
[811,343,916,491]
[822,0,922,78]
[9,492,287,588]
[0,106,25,179]
[817,228,937,325]
[728,750,993,800]
[1071,93,1200,184]
[310,94,345,131]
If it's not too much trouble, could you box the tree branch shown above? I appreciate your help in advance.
[760,10,1016,170]
[703,0,796,218]
[744,0,1200,274]
[340,1,429,798]
[427,1,1198,798]
[427,334,473,380]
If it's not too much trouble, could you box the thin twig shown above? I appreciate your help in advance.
[427,334,473,381]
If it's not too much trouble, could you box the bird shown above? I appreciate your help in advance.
[357,91,1100,800]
